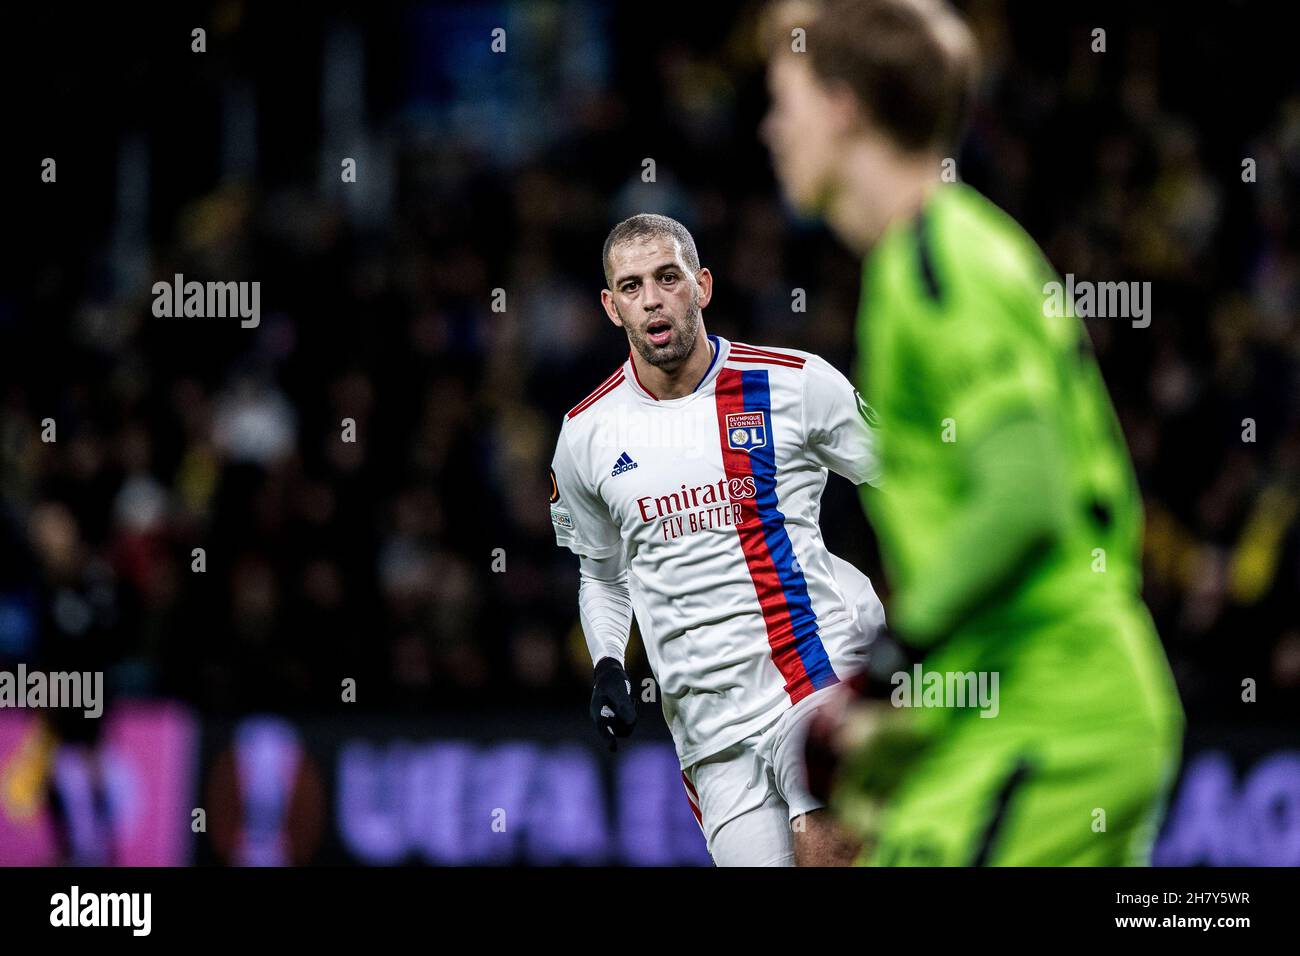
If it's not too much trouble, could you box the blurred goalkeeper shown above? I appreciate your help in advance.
[548,213,885,865]
[760,0,1185,864]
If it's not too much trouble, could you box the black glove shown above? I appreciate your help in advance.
[590,657,637,751]
[855,626,929,699]
[804,628,928,803]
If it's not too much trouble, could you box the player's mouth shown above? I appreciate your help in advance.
[645,318,673,347]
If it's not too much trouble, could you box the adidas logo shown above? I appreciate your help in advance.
[611,452,638,476]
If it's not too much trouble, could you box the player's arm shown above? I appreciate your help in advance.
[893,413,1068,645]
[890,275,1070,647]
[578,553,633,666]
[802,354,881,486]
[579,553,638,749]
[549,425,637,748]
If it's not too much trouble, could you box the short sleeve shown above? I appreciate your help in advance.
[549,424,623,559]
[802,355,881,486]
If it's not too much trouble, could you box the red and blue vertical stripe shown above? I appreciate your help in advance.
[715,367,838,704]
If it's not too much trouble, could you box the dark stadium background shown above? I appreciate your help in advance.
[0,0,1296,865]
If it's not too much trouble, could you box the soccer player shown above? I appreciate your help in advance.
[548,213,884,866]
[760,0,1185,865]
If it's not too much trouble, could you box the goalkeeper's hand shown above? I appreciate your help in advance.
[589,657,637,751]
[804,629,931,812]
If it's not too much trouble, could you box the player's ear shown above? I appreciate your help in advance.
[600,289,624,328]
[695,268,713,310]
[827,78,870,138]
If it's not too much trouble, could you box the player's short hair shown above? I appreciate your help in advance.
[793,0,979,153]
[602,214,701,287]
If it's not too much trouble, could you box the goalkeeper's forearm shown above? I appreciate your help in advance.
[892,412,1069,646]
[578,553,633,666]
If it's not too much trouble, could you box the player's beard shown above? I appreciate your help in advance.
[622,289,702,370]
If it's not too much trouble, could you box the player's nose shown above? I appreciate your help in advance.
[641,285,664,310]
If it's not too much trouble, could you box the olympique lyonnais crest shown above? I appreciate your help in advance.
[725,411,767,452]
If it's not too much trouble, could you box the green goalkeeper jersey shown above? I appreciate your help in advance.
[857,182,1182,738]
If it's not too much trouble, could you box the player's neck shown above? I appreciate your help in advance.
[631,329,713,401]
[830,141,942,256]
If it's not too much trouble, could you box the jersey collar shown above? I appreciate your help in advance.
[623,335,729,402]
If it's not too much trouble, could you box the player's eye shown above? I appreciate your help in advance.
[660,273,677,285]
[621,281,638,294]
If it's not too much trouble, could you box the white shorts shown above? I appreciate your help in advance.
[678,554,883,867]
[680,684,841,867]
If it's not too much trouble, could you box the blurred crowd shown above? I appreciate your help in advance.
[2,1,1297,729]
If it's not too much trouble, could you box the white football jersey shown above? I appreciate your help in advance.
[550,336,881,767]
